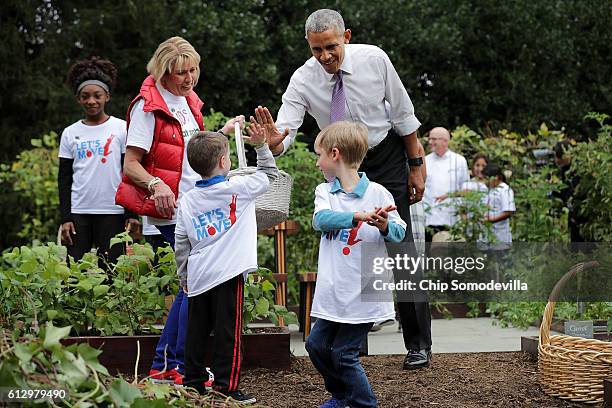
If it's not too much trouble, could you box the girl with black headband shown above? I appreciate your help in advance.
[58,57,139,265]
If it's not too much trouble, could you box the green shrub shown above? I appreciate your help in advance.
[1,237,176,336]
[0,323,216,406]
[447,189,493,242]
[0,132,60,247]
[570,113,612,241]
[512,167,567,242]
[449,123,568,242]
[4,0,611,163]
[487,301,612,330]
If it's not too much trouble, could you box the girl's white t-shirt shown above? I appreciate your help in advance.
[461,178,488,192]
[58,116,127,214]
[127,83,201,225]
[312,181,406,324]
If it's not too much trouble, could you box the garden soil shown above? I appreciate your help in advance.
[240,352,586,407]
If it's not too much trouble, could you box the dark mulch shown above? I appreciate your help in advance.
[241,352,587,407]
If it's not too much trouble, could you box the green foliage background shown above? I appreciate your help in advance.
[1,1,611,314]
[2,0,611,163]
[0,239,178,336]
[569,113,612,241]
[2,0,610,245]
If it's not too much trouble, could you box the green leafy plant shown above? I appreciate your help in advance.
[242,268,298,332]
[466,301,483,318]
[1,238,177,336]
[431,301,453,320]
[277,141,322,301]
[511,166,567,242]
[446,189,494,242]
[487,301,546,329]
[487,301,612,330]
[0,322,240,407]
[2,234,300,337]
[202,108,230,131]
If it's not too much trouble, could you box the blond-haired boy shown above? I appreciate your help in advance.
[306,121,406,408]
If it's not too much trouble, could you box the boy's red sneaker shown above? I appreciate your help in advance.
[174,374,183,387]
[148,368,181,384]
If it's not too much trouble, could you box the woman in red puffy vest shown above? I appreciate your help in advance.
[116,36,244,386]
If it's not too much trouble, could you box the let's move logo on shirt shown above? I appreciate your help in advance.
[323,221,363,255]
[170,107,188,126]
[191,195,238,240]
[76,135,115,164]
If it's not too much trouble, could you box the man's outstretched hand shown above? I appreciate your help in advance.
[251,106,289,155]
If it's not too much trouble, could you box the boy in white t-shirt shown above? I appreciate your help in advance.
[482,164,516,249]
[174,124,278,404]
[307,122,406,408]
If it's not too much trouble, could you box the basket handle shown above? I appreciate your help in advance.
[234,121,247,169]
[538,260,600,347]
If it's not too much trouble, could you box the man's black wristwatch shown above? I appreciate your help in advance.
[407,157,423,167]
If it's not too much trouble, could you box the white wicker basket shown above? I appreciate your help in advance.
[227,122,292,231]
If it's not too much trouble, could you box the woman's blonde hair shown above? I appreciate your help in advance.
[315,121,369,169]
[146,36,201,85]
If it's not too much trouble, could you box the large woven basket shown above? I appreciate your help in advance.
[538,261,612,405]
[227,123,292,231]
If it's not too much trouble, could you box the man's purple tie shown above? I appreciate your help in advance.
[329,70,345,123]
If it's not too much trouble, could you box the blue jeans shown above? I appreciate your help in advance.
[305,319,377,408]
[151,224,188,374]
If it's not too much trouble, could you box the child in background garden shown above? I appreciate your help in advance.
[175,123,278,404]
[452,153,490,243]
[58,57,138,264]
[461,153,489,193]
[483,163,516,248]
[307,121,406,408]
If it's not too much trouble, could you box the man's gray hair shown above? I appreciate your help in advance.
[305,9,345,36]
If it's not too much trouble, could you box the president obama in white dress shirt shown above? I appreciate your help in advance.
[255,9,432,370]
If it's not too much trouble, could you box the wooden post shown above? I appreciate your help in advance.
[274,222,287,313]
[299,272,317,340]
[260,220,299,327]
[303,281,313,339]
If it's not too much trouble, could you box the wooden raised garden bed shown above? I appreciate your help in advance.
[532,318,610,341]
[61,326,291,375]
[430,302,489,319]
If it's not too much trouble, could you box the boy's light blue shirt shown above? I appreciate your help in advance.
[313,172,405,243]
